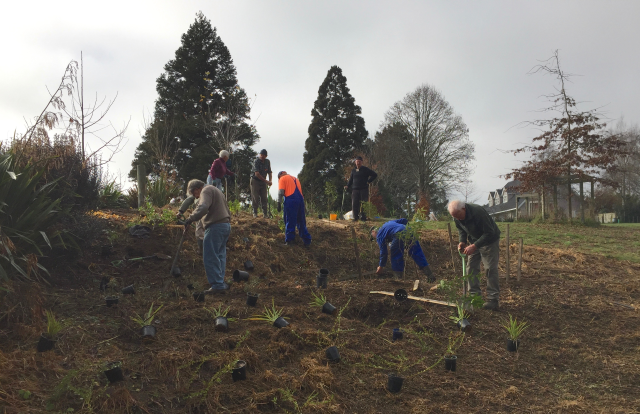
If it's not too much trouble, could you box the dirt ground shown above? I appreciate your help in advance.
[1,209,639,413]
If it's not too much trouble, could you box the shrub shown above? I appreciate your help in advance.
[146,172,182,207]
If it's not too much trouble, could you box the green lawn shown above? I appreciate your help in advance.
[416,221,640,263]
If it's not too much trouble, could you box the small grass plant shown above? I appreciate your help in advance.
[445,331,465,358]
[503,314,529,341]
[308,290,327,308]
[130,303,163,327]
[205,304,237,321]
[248,298,284,324]
[45,310,62,338]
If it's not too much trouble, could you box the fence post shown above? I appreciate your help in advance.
[137,164,146,208]
[517,238,523,282]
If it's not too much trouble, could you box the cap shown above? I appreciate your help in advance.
[355,156,363,161]
[278,171,287,179]
[259,149,268,155]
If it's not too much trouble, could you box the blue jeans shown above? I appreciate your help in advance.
[203,222,231,288]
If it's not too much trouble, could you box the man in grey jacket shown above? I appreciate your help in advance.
[184,180,232,293]
[448,199,501,310]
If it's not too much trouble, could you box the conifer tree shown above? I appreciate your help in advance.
[131,12,258,196]
[299,66,368,210]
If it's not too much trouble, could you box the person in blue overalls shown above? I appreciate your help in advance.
[371,219,435,281]
[276,171,311,247]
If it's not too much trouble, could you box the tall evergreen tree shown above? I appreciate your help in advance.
[131,12,258,197]
[299,66,368,210]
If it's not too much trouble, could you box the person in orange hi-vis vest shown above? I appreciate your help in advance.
[277,171,311,247]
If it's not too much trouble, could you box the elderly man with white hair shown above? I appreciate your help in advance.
[183,179,232,293]
[448,200,501,310]
[207,150,235,190]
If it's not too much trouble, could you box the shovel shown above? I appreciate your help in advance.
[111,253,171,267]
[170,224,190,277]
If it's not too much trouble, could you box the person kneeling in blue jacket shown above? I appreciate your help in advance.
[371,219,435,281]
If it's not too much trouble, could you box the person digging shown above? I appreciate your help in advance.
[277,171,311,247]
[176,195,204,253]
[370,219,435,281]
[182,179,232,294]
[448,199,501,310]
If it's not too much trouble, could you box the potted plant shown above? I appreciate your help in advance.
[205,304,237,332]
[131,303,163,338]
[248,298,289,328]
[232,360,247,381]
[444,331,465,372]
[450,303,471,332]
[244,278,260,307]
[309,291,336,315]
[503,314,529,352]
[37,310,62,352]
[104,361,124,383]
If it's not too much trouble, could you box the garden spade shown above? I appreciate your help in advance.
[170,229,188,277]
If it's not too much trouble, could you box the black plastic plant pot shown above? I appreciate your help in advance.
[507,339,520,352]
[187,284,195,290]
[233,270,250,282]
[394,289,408,302]
[214,316,229,332]
[325,346,340,362]
[246,293,259,307]
[387,373,404,393]
[193,292,205,302]
[318,214,323,219]
[37,334,56,352]
[444,355,457,372]
[171,266,181,277]
[322,302,337,315]
[105,296,119,307]
[392,328,404,342]
[141,325,156,338]
[319,268,329,277]
[121,285,135,295]
[316,275,328,289]
[104,362,124,383]
[232,360,247,382]
[244,260,254,271]
[273,316,289,328]
[457,318,471,332]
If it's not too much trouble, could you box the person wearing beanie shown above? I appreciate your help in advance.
[344,156,377,221]
[277,171,311,246]
[250,149,272,218]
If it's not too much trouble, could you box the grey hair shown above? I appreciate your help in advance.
[186,179,205,196]
[219,150,230,159]
[448,199,466,214]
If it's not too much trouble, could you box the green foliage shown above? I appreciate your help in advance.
[18,389,31,400]
[0,152,74,283]
[146,173,182,207]
[136,201,176,227]
[502,314,529,340]
[449,303,469,324]
[361,201,378,219]
[98,181,126,208]
[205,304,237,321]
[248,298,284,323]
[309,291,326,308]
[229,199,241,215]
[445,331,465,357]
[45,310,63,337]
[299,66,368,210]
[324,181,338,212]
[130,303,163,327]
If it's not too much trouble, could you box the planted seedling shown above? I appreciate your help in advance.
[248,298,289,328]
[37,310,63,352]
[503,314,529,352]
[131,303,163,338]
[206,304,237,332]
[444,331,465,372]
[449,303,471,332]
[244,278,261,306]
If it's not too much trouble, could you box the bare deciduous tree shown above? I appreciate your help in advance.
[382,84,475,205]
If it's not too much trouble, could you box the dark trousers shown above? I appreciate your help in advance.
[351,187,369,220]
[250,178,268,216]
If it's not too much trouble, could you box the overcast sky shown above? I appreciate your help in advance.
[2,0,639,203]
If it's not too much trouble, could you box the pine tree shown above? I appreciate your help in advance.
[131,12,258,197]
[299,66,368,210]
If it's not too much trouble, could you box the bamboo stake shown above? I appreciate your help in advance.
[369,291,456,307]
[505,223,510,282]
[351,227,363,280]
[517,238,523,282]
[447,223,457,274]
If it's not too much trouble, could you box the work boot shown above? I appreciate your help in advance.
[420,265,436,283]
[482,300,499,311]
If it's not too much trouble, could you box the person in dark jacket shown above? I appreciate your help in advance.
[370,219,435,281]
[250,149,272,218]
[208,150,234,191]
[448,200,501,310]
[345,156,377,221]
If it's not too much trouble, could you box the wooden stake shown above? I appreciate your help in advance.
[351,226,363,280]
[505,223,510,283]
[517,237,523,282]
[369,291,456,307]
[447,222,457,274]
[412,280,420,291]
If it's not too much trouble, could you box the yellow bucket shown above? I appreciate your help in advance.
[329,214,337,220]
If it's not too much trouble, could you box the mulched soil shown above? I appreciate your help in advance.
[1,209,639,413]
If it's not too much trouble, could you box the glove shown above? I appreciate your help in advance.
[277,203,281,212]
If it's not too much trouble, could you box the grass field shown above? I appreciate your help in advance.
[419,221,640,263]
